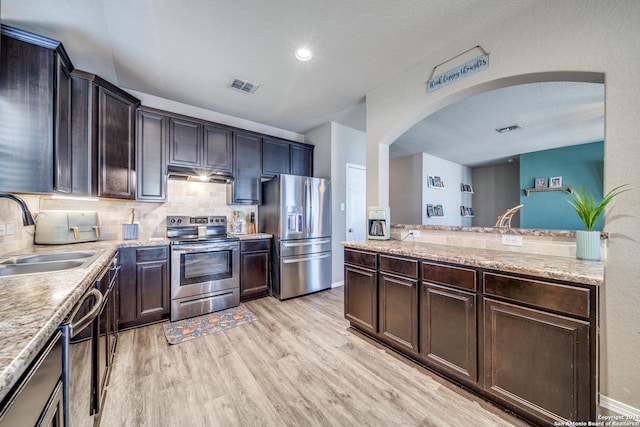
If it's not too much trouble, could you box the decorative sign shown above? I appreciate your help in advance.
[428,54,489,92]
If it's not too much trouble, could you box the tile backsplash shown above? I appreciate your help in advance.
[0,180,256,255]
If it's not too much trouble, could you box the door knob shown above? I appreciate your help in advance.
[348,228,353,232]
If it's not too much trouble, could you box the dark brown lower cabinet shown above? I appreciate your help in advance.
[343,248,597,427]
[240,239,270,301]
[483,298,590,425]
[420,283,477,383]
[378,271,419,353]
[344,249,378,336]
[119,246,170,329]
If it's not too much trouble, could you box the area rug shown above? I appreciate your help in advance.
[163,304,258,345]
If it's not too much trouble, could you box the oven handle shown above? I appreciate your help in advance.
[172,243,239,253]
[67,288,103,338]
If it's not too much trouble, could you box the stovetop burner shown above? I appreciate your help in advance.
[166,215,237,244]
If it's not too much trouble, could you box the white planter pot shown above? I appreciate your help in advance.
[576,230,601,261]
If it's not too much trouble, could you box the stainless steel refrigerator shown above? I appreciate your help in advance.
[259,174,331,300]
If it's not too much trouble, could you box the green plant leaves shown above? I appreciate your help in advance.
[566,184,630,231]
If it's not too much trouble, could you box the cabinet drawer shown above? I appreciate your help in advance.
[483,272,590,318]
[344,249,377,269]
[423,262,476,291]
[136,246,169,262]
[379,254,419,278]
[241,239,270,252]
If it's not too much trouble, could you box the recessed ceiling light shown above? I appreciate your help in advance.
[295,48,313,61]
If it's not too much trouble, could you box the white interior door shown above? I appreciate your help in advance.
[346,163,366,241]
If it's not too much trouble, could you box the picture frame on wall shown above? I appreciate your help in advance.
[534,177,548,188]
[427,204,435,217]
[549,176,563,188]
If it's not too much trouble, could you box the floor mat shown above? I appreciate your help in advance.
[163,304,257,345]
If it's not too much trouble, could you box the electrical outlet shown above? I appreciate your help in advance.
[6,223,15,235]
[501,235,523,246]
[408,230,421,237]
[0,224,6,236]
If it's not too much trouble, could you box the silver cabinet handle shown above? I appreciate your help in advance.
[68,288,103,338]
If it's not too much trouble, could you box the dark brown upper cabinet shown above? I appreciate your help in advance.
[290,143,313,176]
[168,117,202,167]
[262,136,314,178]
[71,70,140,199]
[0,25,73,193]
[228,131,262,205]
[136,108,168,201]
[167,116,233,175]
[204,125,233,173]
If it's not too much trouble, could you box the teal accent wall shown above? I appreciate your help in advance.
[519,141,604,230]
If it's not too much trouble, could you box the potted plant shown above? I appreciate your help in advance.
[566,184,630,260]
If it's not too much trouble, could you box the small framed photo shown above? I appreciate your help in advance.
[534,177,548,189]
[549,176,563,188]
[427,204,435,218]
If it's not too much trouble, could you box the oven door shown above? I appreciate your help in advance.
[171,241,240,300]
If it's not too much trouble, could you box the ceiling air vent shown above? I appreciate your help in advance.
[495,124,521,133]
[229,78,259,94]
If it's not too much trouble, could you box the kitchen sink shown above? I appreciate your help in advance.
[0,250,99,277]
[0,251,96,265]
[0,260,87,277]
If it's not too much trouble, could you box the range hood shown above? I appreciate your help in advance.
[167,166,234,184]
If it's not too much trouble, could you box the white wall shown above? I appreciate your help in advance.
[306,122,366,285]
[472,162,521,228]
[390,153,471,226]
[421,153,471,227]
[389,155,423,224]
[126,90,305,143]
[365,0,640,410]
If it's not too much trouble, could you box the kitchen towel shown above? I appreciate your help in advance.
[162,304,258,345]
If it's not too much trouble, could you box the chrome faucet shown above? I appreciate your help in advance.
[0,193,36,226]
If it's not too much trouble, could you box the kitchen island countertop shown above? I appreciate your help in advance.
[342,239,604,286]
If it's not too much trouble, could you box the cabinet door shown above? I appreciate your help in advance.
[344,264,378,335]
[54,56,72,193]
[378,272,419,353]
[97,86,136,199]
[136,260,170,318]
[262,137,291,176]
[229,132,262,204]
[240,250,270,300]
[168,117,202,167]
[290,143,313,176]
[136,109,167,201]
[0,33,54,193]
[204,125,233,173]
[483,298,590,424]
[119,246,170,329]
[421,283,477,383]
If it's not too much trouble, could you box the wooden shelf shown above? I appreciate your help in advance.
[523,186,573,196]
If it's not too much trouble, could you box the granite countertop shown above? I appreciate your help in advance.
[0,233,274,403]
[342,239,604,286]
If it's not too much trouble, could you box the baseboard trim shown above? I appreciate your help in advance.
[600,395,640,418]
[331,281,344,289]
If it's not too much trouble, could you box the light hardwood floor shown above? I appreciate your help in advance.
[100,287,530,427]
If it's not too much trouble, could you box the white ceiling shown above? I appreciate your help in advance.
[3,1,603,167]
[390,81,605,166]
[2,0,539,135]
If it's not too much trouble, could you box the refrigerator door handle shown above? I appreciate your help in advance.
[282,253,331,264]
[304,179,312,235]
[282,239,331,248]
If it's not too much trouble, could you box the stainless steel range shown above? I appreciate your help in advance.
[167,216,240,321]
